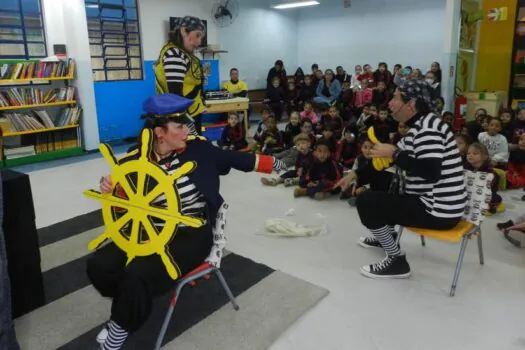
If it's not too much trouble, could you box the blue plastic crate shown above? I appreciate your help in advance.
[203,126,224,141]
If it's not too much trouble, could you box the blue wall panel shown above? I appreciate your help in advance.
[95,60,155,142]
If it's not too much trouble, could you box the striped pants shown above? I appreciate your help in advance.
[356,192,460,255]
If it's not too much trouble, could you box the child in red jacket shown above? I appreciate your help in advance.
[294,139,341,200]
[507,133,525,189]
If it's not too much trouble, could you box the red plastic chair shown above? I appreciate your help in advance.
[154,263,239,350]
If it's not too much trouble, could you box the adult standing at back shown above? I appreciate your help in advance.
[155,16,206,135]
[336,79,466,278]
[266,60,287,90]
[314,69,342,106]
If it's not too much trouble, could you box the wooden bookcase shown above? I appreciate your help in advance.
[0,58,83,167]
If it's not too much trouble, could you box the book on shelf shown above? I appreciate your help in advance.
[4,145,35,159]
[0,58,75,81]
[0,86,75,107]
[0,107,81,132]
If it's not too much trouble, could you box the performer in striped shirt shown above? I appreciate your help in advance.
[336,79,466,279]
[88,94,286,350]
[155,16,206,135]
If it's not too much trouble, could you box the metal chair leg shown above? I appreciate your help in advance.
[450,235,469,297]
[215,269,240,310]
[420,235,426,247]
[477,231,484,265]
[155,303,176,350]
[395,226,404,246]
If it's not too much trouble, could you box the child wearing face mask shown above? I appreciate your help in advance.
[218,113,248,151]
[351,65,363,89]
[506,133,525,189]
[464,142,503,214]
[371,81,391,108]
[265,77,285,121]
[425,71,440,97]
[294,139,341,200]
[298,75,316,111]
[478,117,509,169]
[261,133,314,187]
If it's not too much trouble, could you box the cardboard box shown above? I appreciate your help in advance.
[464,91,508,121]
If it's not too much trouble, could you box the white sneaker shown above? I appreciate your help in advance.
[96,326,109,344]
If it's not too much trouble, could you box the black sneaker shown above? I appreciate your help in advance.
[360,254,411,279]
[357,233,398,248]
[497,220,514,230]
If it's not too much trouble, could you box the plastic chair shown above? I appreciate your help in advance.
[154,263,239,350]
[394,170,493,297]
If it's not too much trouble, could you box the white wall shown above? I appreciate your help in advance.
[218,0,298,89]
[138,0,219,61]
[297,0,446,74]
[41,0,100,151]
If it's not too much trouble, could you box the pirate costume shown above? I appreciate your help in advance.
[87,94,285,350]
[155,16,206,135]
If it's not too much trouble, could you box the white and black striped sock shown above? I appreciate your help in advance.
[370,225,401,257]
[102,320,128,350]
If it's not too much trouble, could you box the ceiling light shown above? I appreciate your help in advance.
[271,1,320,9]
[85,4,99,8]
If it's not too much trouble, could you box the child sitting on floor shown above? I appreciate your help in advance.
[257,115,283,155]
[392,122,409,145]
[478,117,509,169]
[283,111,302,149]
[325,105,344,139]
[254,107,271,140]
[506,133,525,189]
[294,139,341,201]
[300,101,319,125]
[464,142,503,214]
[455,134,471,164]
[499,108,514,143]
[318,124,338,155]
[338,80,354,123]
[356,104,373,136]
[285,81,300,117]
[218,113,247,151]
[341,136,393,203]
[298,76,316,111]
[266,77,285,121]
[442,111,454,129]
[261,133,314,187]
[372,106,396,143]
[337,127,358,170]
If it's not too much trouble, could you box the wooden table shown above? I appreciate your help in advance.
[205,97,250,136]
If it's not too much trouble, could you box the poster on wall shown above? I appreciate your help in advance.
[201,59,220,91]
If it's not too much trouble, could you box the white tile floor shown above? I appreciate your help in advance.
[18,143,525,350]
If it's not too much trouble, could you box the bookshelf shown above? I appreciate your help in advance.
[0,58,83,167]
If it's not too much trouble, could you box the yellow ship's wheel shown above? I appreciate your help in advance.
[84,129,204,280]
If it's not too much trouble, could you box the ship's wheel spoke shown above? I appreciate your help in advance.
[141,216,160,241]
[145,184,163,204]
[108,212,132,232]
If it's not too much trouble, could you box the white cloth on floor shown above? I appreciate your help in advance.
[263,218,327,237]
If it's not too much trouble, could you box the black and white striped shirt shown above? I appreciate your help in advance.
[398,113,466,218]
[163,47,189,84]
[152,153,207,226]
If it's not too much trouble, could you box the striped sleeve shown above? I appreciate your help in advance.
[163,47,189,83]
[413,116,445,160]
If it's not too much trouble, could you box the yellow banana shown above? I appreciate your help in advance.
[367,127,379,145]
[372,157,383,171]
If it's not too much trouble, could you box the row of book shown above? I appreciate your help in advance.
[0,107,81,133]
[0,59,75,81]
[3,129,79,159]
[0,87,75,107]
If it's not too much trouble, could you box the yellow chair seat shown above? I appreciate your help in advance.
[406,219,477,243]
